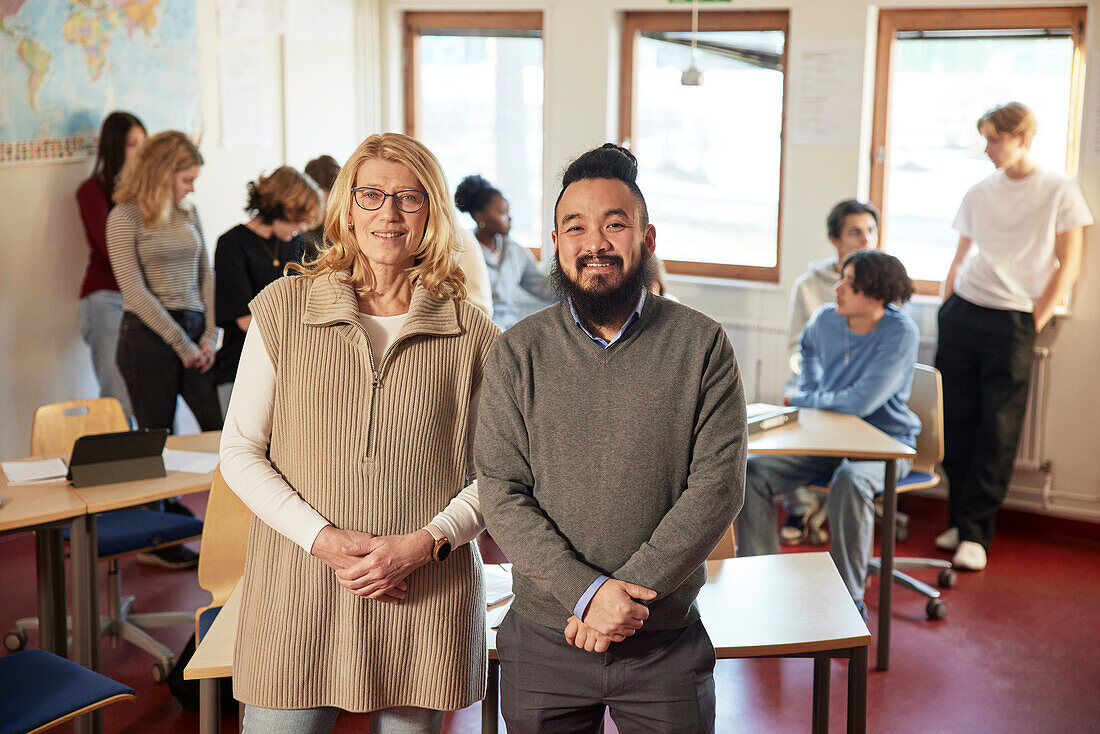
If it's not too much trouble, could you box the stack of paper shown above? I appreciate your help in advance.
[2,458,68,485]
[484,563,514,606]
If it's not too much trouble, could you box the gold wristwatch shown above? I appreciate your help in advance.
[424,523,452,563]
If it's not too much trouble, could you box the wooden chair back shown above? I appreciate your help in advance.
[195,467,252,639]
[30,398,129,456]
[909,364,944,477]
[709,524,737,560]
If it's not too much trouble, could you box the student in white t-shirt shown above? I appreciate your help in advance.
[935,102,1092,572]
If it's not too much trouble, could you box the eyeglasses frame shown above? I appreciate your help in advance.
[351,186,429,213]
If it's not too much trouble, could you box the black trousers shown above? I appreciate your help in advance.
[116,310,223,432]
[935,294,1035,549]
[497,610,716,734]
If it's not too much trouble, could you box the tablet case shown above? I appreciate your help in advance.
[67,429,169,488]
[747,403,799,435]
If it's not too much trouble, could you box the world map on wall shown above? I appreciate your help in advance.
[0,0,198,164]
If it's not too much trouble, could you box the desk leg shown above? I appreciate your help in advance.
[876,459,897,672]
[811,655,830,734]
[200,679,221,734]
[848,646,867,734]
[483,660,499,734]
[34,526,67,656]
[71,513,102,734]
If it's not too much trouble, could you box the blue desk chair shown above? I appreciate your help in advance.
[0,649,135,734]
[804,365,956,620]
[4,398,203,681]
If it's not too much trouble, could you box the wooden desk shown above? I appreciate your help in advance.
[0,464,87,656]
[747,408,915,671]
[68,430,221,687]
[189,554,869,734]
[184,582,241,734]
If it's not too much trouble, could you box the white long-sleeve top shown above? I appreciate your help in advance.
[219,313,483,554]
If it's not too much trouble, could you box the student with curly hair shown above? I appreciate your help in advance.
[455,174,555,328]
[737,249,920,615]
[213,166,322,414]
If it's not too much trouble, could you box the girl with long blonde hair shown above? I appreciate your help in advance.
[107,130,222,489]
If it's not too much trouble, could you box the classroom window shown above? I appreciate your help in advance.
[404,12,544,252]
[871,7,1086,293]
[621,11,789,282]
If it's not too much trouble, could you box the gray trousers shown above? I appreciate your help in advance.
[736,454,911,603]
[497,610,716,734]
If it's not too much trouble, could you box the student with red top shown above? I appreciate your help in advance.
[76,111,146,418]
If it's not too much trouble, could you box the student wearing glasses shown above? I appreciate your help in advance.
[220,133,498,733]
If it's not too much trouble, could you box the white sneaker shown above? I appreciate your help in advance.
[953,540,987,571]
[934,527,959,552]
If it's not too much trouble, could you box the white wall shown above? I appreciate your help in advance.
[378,0,1100,522]
[0,0,358,458]
[2,0,1097,522]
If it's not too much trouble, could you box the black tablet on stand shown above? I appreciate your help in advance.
[67,429,169,488]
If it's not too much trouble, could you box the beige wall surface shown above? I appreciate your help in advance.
[2,0,1097,521]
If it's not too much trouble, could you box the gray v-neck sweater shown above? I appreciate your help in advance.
[476,295,747,630]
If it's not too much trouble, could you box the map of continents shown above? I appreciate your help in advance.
[0,0,198,163]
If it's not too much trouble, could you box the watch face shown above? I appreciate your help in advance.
[436,540,452,562]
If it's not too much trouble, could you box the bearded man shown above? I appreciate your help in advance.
[475,143,747,734]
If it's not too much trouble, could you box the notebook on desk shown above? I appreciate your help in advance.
[747,403,799,435]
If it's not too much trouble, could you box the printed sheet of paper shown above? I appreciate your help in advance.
[790,42,864,147]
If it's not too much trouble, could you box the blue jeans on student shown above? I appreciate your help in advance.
[241,704,443,734]
[736,454,912,603]
[78,289,132,417]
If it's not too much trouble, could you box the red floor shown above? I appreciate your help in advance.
[2,493,1098,733]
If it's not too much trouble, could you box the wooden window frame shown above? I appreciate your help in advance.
[403,11,544,138]
[870,6,1087,296]
[620,10,790,282]
[403,11,545,258]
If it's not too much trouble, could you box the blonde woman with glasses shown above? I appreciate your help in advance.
[220,133,499,733]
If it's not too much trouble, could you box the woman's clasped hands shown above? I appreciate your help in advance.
[310,525,435,603]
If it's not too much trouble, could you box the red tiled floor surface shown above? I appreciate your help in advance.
[2,493,1097,733]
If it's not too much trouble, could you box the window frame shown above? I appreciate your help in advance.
[870,6,1087,296]
[619,10,790,282]
[403,11,545,257]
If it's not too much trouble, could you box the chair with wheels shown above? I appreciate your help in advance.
[0,648,135,734]
[4,398,203,681]
[805,364,956,620]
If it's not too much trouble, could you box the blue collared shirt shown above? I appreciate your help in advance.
[566,288,648,620]
[567,288,647,349]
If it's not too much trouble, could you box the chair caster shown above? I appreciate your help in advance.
[937,568,958,588]
[153,659,173,683]
[926,598,948,620]
[4,629,28,652]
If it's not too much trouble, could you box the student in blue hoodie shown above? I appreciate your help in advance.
[737,250,920,613]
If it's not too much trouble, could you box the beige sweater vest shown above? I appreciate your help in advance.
[233,272,498,712]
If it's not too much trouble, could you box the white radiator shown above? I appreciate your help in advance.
[721,319,789,406]
[1015,346,1051,472]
